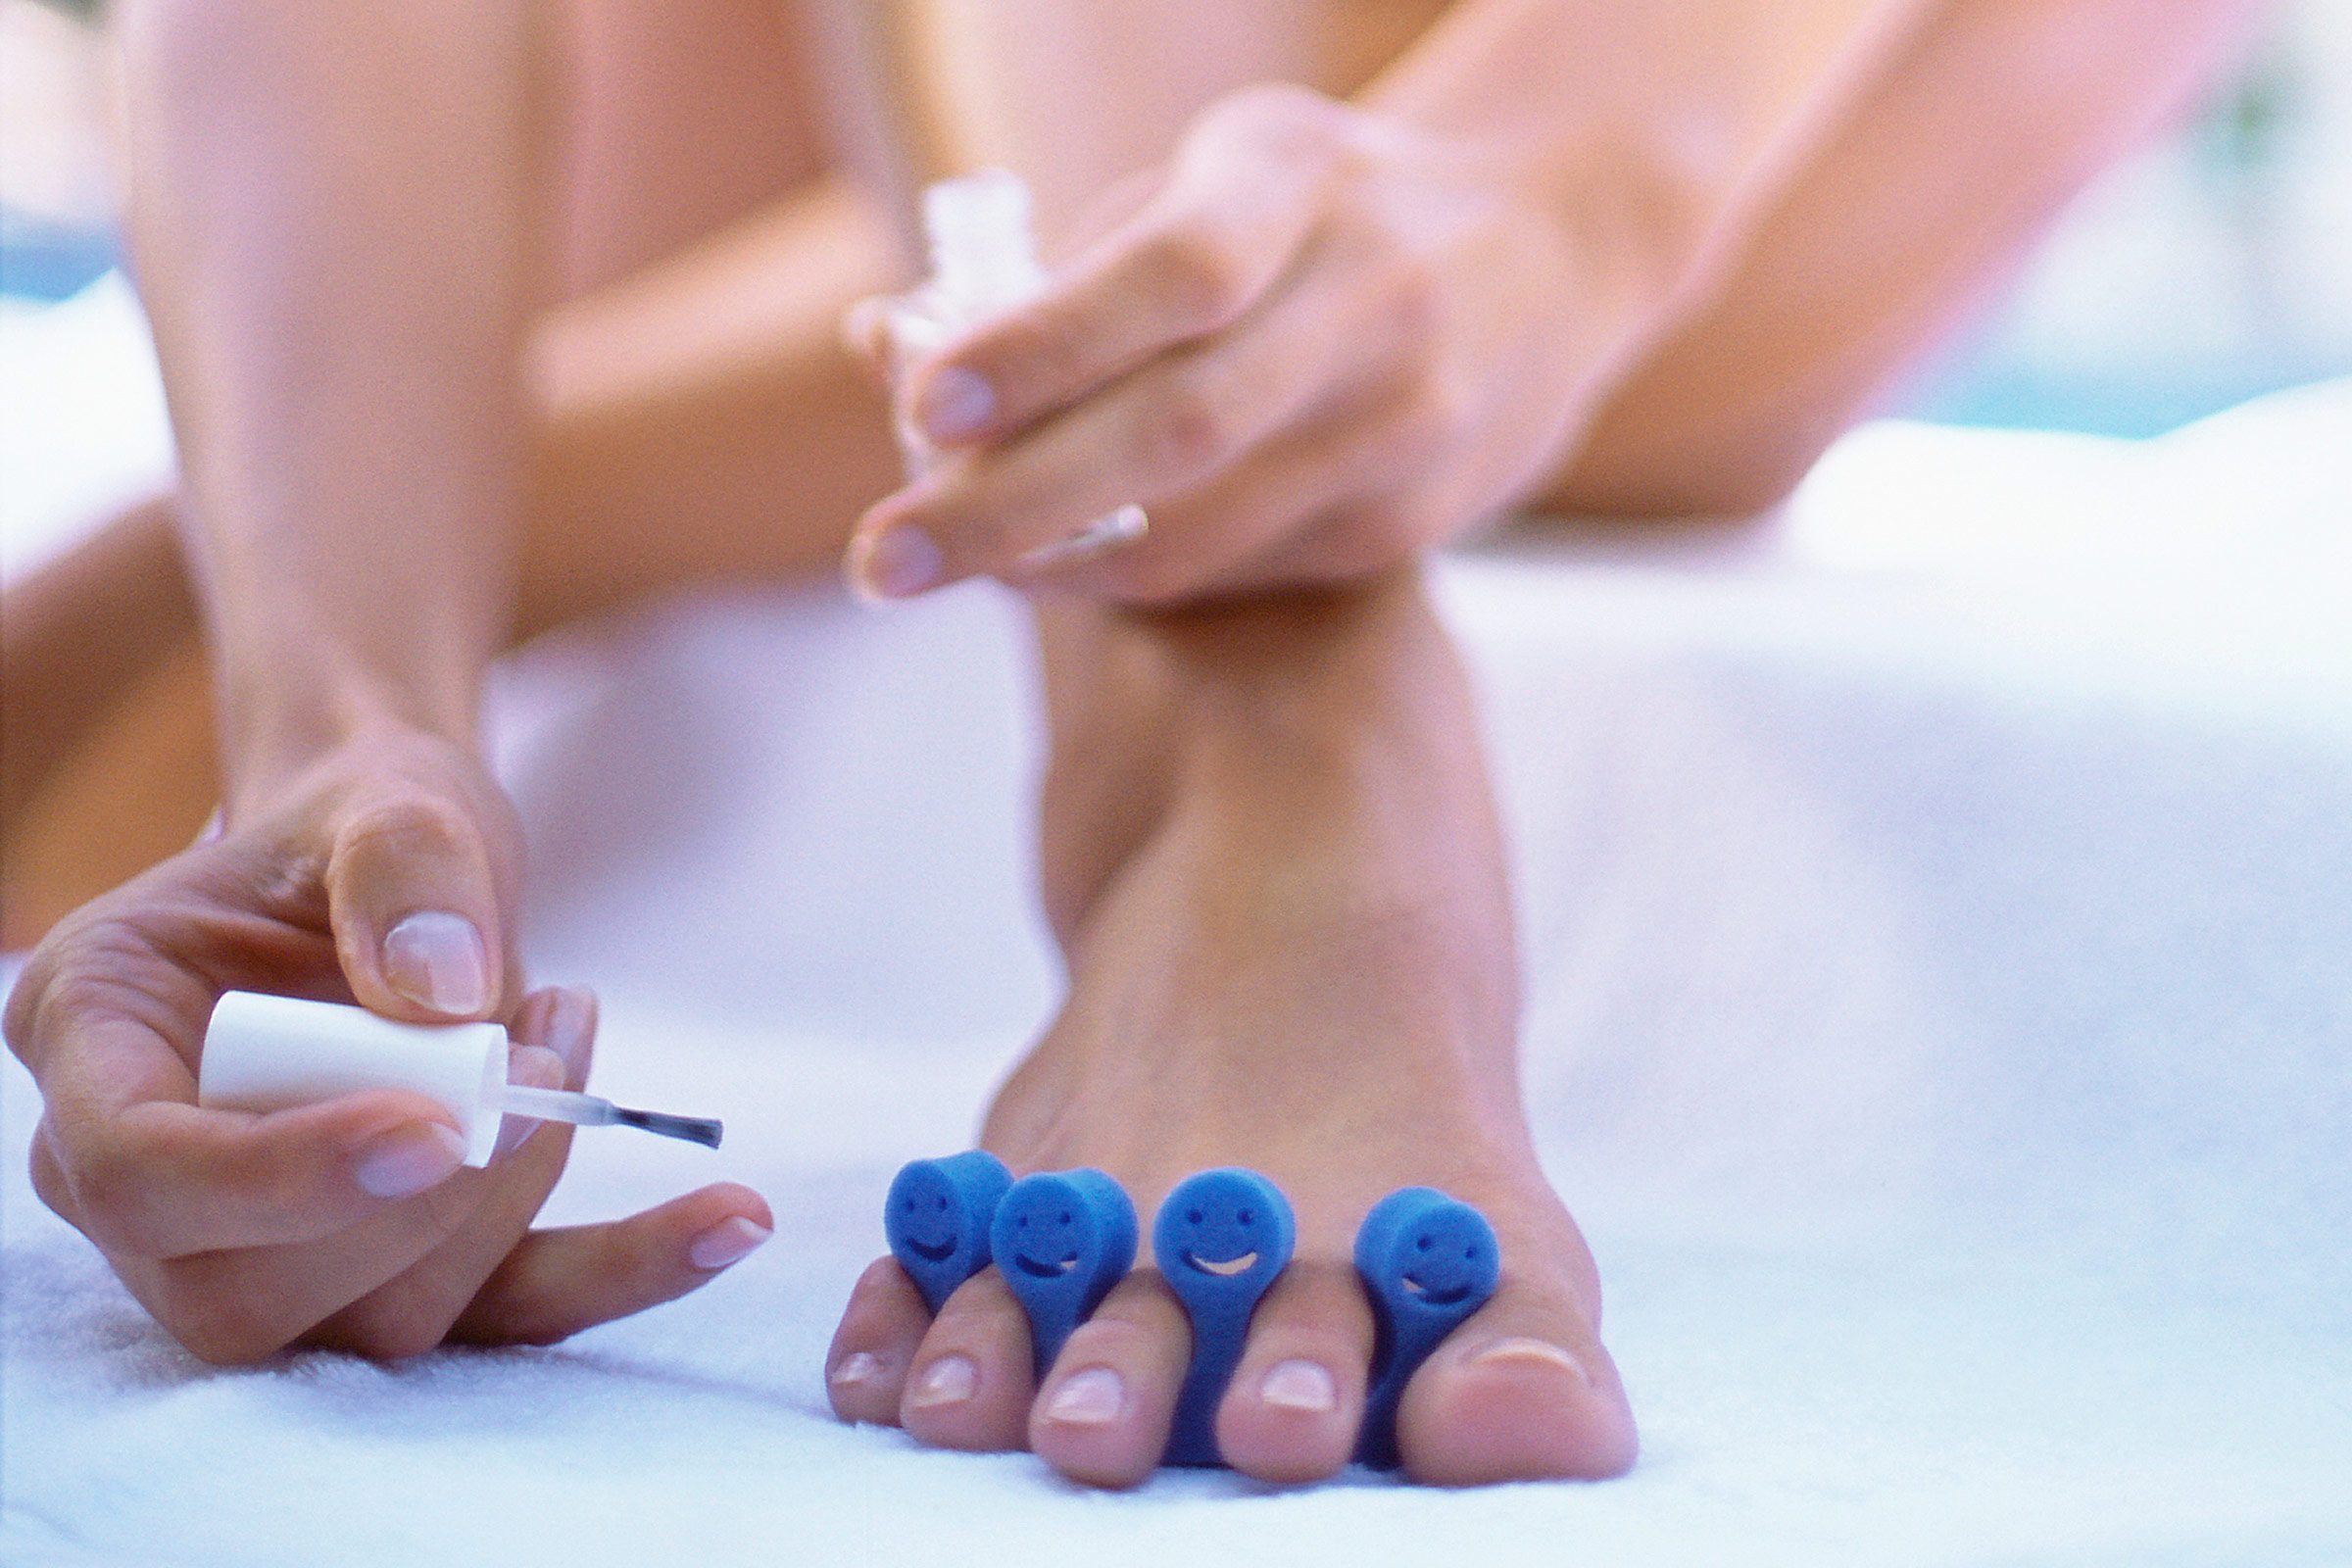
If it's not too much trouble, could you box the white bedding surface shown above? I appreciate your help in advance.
[2,283,2348,1567]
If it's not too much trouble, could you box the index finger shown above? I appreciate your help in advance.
[28,992,472,1258]
[903,89,1347,450]
[43,1058,474,1259]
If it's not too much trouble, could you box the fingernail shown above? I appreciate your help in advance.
[354,1122,467,1199]
[915,365,996,443]
[382,910,490,1016]
[831,1350,887,1387]
[687,1216,772,1271]
[907,1354,977,1408]
[1258,1358,1339,1413]
[1467,1337,1589,1383]
[493,1045,567,1159]
[851,528,946,601]
[1041,1365,1126,1425]
[543,986,596,1087]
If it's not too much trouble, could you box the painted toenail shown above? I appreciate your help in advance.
[1258,1359,1338,1413]
[1042,1366,1125,1425]
[1466,1337,1589,1382]
[908,1355,978,1407]
[831,1351,886,1386]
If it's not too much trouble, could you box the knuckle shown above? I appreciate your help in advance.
[157,1277,289,1366]
[1217,83,1348,156]
[27,1132,75,1222]
[994,320,1085,406]
[1140,231,1251,333]
[1138,382,1239,481]
[1400,368,1477,458]
[8,914,175,1068]
[68,1137,165,1254]
[335,793,475,866]
[1384,266,1447,346]
[317,1300,448,1362]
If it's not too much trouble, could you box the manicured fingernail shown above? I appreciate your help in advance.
[354,1122,467,1199]
[831,1350,886,1387]
[1467,1337,1589,1382]
[1258,1358,1338,1413]
[1042,1366,1125,1425]
[543,986,596,1086]
[915,365,996,443]
[382,910,489,1016]
[851,528,945,601]
[907,1354,977,1408]
[493,1045,566,1158]
[688,1216,772,1271]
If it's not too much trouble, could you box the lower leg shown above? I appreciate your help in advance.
[829,571,1637,1486]
[1,175,905,938]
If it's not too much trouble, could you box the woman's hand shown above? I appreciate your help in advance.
[4,728,771,1364]
[846,84,1634,606]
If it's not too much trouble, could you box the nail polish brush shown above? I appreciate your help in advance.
[199,990,722,1166]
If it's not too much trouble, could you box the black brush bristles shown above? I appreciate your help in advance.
[611,1106,724,1149]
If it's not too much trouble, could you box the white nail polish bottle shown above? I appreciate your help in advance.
[886,172,1147,563]
[198,992,721,1166]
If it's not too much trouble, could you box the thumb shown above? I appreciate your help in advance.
[322,777,514,1024]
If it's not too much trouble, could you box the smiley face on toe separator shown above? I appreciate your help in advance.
[886,1150,1013,1313]
[1353,1187,1500,1469]
[1153,1168,1296,1466]
[990,1169,1138,1376]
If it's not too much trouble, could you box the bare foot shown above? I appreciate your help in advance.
[825,617,1638,1486]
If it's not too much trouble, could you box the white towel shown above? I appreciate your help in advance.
[3,281,2347,1567]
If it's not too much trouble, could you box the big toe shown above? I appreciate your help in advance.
[1395,1278,1637,1485]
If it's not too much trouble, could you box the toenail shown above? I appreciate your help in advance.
[831,1351,886,1386]
[908,1355,978,1407]
[1466,1337,1589,1383]
[1258,1358,1338,1413]
[1042,1366,1126,1426]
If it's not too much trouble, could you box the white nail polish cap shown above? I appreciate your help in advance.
[199,992,725,1164]
[201,992,509,1166]
[921,169,1048,319]
[904,171,1148,564]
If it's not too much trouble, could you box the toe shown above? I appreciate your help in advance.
[899,1268,1036,1451]
[1395,1274,1638,1485]
[1213,1259,1370,1483]
[826,1257,931,1425]
[1029,1271,1191,1489]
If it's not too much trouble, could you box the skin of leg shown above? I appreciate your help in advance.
[0,0,905,940]
[829,572,1639,1487]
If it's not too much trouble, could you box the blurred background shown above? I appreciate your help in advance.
[4,0,2348,439]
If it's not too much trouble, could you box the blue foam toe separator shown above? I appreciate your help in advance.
[885,1150,1013,1313]
[1153,1168,1297,1467]
[991,1168,1139,1377]
[1353,1187,1500,1469]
